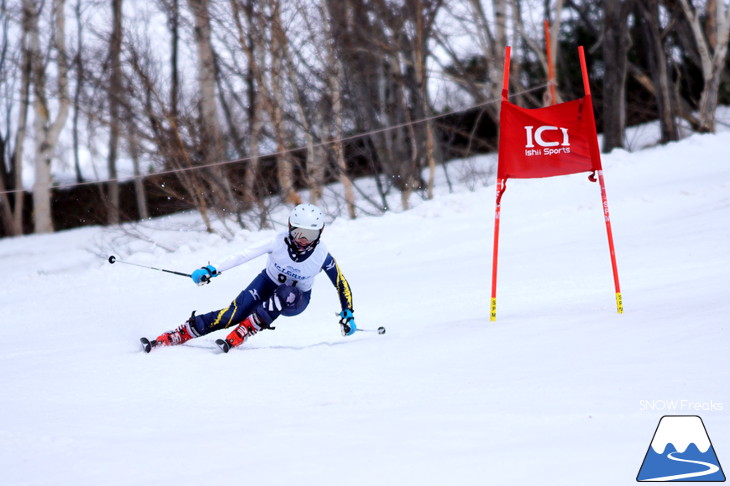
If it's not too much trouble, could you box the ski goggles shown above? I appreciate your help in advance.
[290,226,320,242]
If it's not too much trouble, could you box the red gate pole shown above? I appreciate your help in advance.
[491,46,511,321]
[579,47,623,314]
[490,179,506,321]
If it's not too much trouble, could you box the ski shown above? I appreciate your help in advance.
[144,326,385,355]
[140,337,159,353]
[215,339,231,353]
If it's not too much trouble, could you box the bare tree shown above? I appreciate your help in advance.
[71,0,85,184]
[369,0,445,207]
[637,0,680,143]
[124,112,149,220]
[543,0,564,104]
[228,0,265,213]
[9,0,730,239]
[168,0,180,117]
[271,1,320,204]
[466,0,508,121]
[678,0,730,132]
[602,0,635,152]
[26,0,70,233]
[12,2,32,235]
[323,0,444,210]
[124,21,217,232]
[320,0,356,218]
[106,0,123,225]
[404,0,444,200]
[0,0,26,236]
[266,0,302,206]
[187,0,241,218]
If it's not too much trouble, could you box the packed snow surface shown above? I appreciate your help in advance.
[1,126,728,485]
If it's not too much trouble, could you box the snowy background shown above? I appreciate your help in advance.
[1,118,728,485]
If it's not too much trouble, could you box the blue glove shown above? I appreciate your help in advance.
[191,265,218,285]
[339,309,357,336]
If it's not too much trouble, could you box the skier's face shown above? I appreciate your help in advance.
[290,227,320,250]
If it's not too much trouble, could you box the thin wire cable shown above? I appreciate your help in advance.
[0,83,549,196]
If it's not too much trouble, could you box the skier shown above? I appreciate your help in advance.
[142,204,356,353]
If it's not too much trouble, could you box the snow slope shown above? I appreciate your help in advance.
[1,129,729,485]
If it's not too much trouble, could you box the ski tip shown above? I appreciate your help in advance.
[140,337,152,353]
[215,339,230,354]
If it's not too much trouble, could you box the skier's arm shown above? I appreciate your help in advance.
[323,255,356,336]
[322,254,353,311]
[213,236,276,273]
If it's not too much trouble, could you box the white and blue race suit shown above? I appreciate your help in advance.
[190,231,353,335]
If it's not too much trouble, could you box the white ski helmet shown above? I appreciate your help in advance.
[289,203,325,231]
[288,204,325,251]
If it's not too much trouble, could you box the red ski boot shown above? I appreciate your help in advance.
[154,312,198,348]
[216,314,262,353]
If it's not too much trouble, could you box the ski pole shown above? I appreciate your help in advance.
[334,312,386,335]
[107,255,191,278]
[356,327,387,335]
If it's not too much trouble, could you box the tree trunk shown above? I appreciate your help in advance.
[467,0,501,121]
[272,5,322,204]
[602,0,633,152]
[27,0,70,234]
[124,9,215,232]
[268,0,300,205]
[170,0,180,118]
[322,0,356,218]
[409,0,443,200]
[1,0,32,236]
[13,0,34,234]
[71,0,84,184]
[705,0,718,49]
[544,0,564,104]
[678,0,730,133]
[0,144,19,236]
[325,0,391,212]
[239,0,263,210]
[638,0,680,143]
[0,192,16,239]
[106,0,123,225]
[187,0,239,216]
[126,117,149,219]
[228,0,271,227]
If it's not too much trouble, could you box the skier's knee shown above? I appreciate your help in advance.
[257,285,308,324]
[190,312,208,335]
[276,285,307,317]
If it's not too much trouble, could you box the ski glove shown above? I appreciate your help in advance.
[339,309,357,336]
[191,265,218,285]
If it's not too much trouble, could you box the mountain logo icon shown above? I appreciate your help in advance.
[637,415,725,482]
